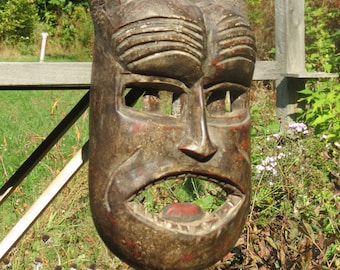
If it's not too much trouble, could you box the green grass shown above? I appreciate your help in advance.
[0,90,89,179]
[0,83,339,269]
[0,42,92,62]
[0,90,98,269]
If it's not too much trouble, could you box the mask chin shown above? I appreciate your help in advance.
[97,172,250,270]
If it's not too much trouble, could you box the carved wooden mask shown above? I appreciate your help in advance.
[88,0,256,269]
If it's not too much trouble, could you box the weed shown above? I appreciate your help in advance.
[134,178,226,215]
[298,78,340,142]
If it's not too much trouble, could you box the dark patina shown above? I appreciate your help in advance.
[88,0,256,269]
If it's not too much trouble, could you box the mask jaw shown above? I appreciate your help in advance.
[100,167,251,270]
[89,124,252,269]
[90,103,251,269]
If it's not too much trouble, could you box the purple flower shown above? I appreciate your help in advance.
[272,133,281,140]
[288,122,308,135]
[256,153,285,176]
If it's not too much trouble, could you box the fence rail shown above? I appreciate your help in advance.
[0,59,336,125]
[0,61,282,90]
[0,62,91,90]
[0,2,338,124]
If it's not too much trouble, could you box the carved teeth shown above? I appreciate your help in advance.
[179,225,190,232]
[227,200,235,208]
[229,194,242,206]
[202,222,210,230]
[127,198,244,235]
[126,173,245,235]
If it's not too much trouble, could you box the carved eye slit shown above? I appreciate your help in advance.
[123,85,183,116]
[205,83,248,117]
[206,90,232,116]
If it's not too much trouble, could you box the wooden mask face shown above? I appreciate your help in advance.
[89,1,255,269]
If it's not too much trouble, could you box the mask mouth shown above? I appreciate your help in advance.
[126,173,245,235]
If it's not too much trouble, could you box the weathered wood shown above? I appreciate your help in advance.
[0,142,89,261]
[0,60,336,90]
[275,0,305,74]
[0,1,338,263]
[0,0,337,133]
[0,61,281,89]
[0,62,92,89]
[286,72,338,79]
[253,61,280,80]
[275,0,305,126]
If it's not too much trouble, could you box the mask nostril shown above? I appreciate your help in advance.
[179,140,217,161]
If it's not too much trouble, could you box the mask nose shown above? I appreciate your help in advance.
[178,82,217,161]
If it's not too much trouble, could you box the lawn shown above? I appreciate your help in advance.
[0,82,339,269]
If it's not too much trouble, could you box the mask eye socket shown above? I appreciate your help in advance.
[205,83,248,117]
[123,84,183,117]
[206,90,231,116]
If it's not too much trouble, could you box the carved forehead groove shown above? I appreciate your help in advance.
[112,17,204,68]
[216,15,256,65]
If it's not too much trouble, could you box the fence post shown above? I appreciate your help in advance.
[275,0,305,127]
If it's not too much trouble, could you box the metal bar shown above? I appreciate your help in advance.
[0,91,89,205]
[0,141,89,260]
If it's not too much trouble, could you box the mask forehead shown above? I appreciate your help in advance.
[89,1,255,269]
[111,3,205,86]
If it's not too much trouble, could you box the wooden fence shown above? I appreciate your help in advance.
[0,0,337,125]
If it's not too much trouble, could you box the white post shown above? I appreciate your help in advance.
[39,32,49,63]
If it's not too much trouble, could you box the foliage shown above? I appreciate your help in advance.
[0,0,93,60]
[220,86,340,269]
[298,79,340,142]
[298,0,340,143]
[245,0,275,60]
[305,0,340,73]
[0,0,38,43]
[0,90,91,269]
[1,85,339,269]
[35,0,93,48]
[35,0,88,23]
[135,178,225,214]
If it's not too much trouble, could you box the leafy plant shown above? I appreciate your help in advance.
[305,0,339,73]
[298,79,340,142]
[0,0,38,43]
[134,178,226,214]
[245,0,275,60]
[297,0,340,143]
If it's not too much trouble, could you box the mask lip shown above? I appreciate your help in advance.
[121,172,246,236]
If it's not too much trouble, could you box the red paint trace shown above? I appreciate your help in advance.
[161,202,205,223]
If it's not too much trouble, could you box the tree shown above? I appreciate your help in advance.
[0,0,38,42]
